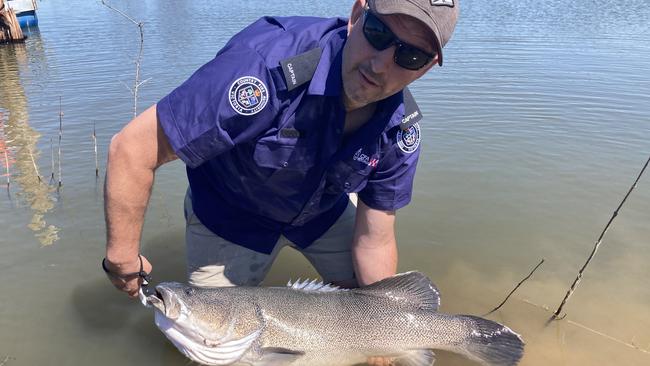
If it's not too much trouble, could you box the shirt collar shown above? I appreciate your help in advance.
[307,27,347,96]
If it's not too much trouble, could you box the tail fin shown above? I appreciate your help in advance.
[460,315,524,366]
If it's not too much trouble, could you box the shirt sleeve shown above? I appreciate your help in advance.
[358,124,421,211]
[156,45,279,168]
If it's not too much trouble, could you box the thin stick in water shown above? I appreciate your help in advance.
[50,137,55,183]
[3,148,9,188]
[58,96,63,188]
[93,122,98,177]
[484,258,545,316]
[28,149,41,183]
[101,0,149,119]
[552,155,650,320]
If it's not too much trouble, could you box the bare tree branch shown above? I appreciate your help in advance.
[484,258,545,316]
[552,155,650,319]
[101,0,147,118]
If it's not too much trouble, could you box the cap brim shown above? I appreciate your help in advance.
[369,0,444,66]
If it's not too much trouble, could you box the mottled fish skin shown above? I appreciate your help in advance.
[147,271,524,366]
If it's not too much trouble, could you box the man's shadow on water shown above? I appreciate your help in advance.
[70,230,187,342]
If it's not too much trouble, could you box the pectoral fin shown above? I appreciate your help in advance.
[245,347,304,365]
[182,328,262,365]
[393,349,436,366]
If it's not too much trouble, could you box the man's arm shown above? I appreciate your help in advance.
[104,104,178,297]
[351,199,398,287]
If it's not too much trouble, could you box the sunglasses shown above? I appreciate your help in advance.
[362,10,436,71]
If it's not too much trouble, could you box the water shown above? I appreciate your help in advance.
[1,0,649,364]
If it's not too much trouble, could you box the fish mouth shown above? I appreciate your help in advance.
[146,286,178,319]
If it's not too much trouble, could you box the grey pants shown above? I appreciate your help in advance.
[184,190,357,287]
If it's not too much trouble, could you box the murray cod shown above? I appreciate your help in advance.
[145,271,524,366]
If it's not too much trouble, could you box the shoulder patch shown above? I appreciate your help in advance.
[280,47,323,91]
[400,88,423,130]
[431,0,455,7]
[229,76,269,116]
[397,123,421,154]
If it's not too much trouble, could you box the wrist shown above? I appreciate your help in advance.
[102,255,150,283]
[104,253,141,271]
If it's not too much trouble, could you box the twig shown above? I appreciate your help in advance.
[101,0,146,118]
[93,122,98,177]
[552,155,650,319]
[3,148,9,189]
[28,149,41,182]
[49,137,55,183]
[57,96,63,188]
[484,259,545,316]
[0,355,10,366]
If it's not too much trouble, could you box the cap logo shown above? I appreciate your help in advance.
[430,0,455,7]
[397,123,421,154]
[229,76,269,116]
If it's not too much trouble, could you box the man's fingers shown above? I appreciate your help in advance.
[140,255,153,276]
[104,255,153,297]
[109,276,141,294]
[367,356,394,366]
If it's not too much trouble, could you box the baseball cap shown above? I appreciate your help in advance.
[368,0,459,66]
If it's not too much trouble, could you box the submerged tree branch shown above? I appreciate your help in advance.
[552,155,650,319]
[484,258,545,316]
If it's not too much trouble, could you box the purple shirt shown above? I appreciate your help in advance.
[157,16,423,254]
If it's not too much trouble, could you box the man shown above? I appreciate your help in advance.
[104,0,458,299]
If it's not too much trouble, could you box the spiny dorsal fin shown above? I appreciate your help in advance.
[286,278,346,293]
[353,271,440,311]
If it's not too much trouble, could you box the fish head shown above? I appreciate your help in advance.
[147,282,233,330]
[146,282,258,365]
[147,282,187,320]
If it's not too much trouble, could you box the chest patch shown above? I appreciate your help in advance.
[353,148,379,167]
[229,76,269,116]
[397,123,421,154]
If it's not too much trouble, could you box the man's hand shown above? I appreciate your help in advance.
[103,255,152,298]
[367,356,395,366]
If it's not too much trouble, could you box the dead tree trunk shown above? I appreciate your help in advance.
[0,3,25,43]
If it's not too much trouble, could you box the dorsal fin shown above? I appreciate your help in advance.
[353,271,440,311]
[286,278,346,293]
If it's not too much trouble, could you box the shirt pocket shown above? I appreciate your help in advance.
[252,138,317,190]
[325,160,373,195]
[253,139,316,169]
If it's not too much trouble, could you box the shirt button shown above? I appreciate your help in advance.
[282,162,289,168]
[344,182,351,189]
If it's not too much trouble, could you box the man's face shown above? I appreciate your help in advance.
[341,5,438,111]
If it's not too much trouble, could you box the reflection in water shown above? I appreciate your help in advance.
[0,40,58,245]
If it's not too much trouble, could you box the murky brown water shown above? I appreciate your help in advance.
[1,0,649,365]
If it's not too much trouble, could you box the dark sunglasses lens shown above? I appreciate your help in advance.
[363,12,394,50]
[395,44,432,70]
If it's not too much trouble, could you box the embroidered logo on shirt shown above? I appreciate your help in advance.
[228,76,269,116]
[430,0,455,7]
[353,148,379,167]
[397,123,421,154]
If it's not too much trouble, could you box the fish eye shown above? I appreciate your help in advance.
[184,288,195,296]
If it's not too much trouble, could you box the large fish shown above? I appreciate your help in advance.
[145,271,524,366]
